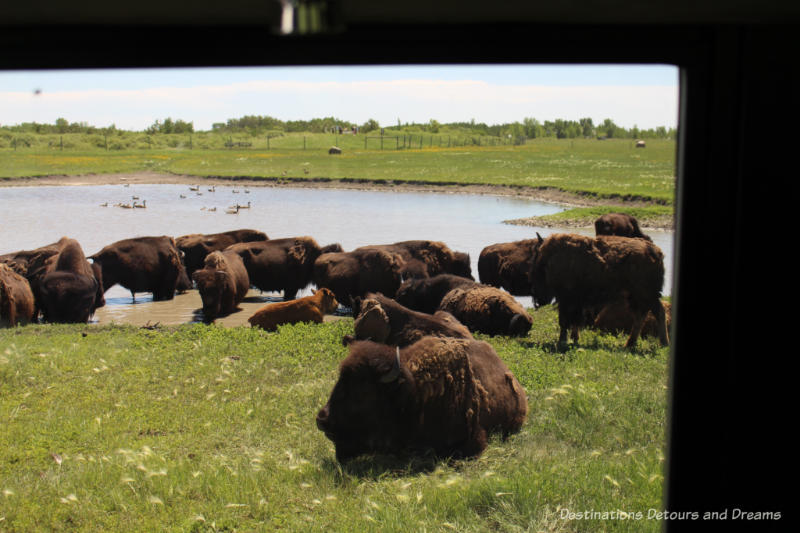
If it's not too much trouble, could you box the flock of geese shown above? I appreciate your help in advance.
[99,185,252,213]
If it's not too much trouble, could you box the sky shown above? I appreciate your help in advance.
[0,65,679,131]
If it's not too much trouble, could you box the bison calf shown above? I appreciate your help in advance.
[248,288,338,331]
[316,337,528,462]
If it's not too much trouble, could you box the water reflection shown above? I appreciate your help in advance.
[0,183,673,325]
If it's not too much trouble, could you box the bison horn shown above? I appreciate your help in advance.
[379,347,403,383]
[536,232,544,244]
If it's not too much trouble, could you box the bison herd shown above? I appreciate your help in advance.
[1,211,669,462]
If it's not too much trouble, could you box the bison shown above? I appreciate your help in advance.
[192,250,251,321]
[348,292,473,347]
[316,337,528,462]
[477,239,541,295]
[355,240,472,280]
[439,285,533,337]
[248,287,338,331]
[530,233,668,349]
[313,248,405,307]
[593,298,672,339]
[0,263,35,327]
[90,236,188,301]
[37,238,100,323]
[176,229,268,278]
[394,274,479,314]
[226,236,338,300]
[594,213,651,241]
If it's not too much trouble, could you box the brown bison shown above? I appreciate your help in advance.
[355,240,473,280]
[348,292,473,347]
[594,213,652,241]
[226,236,338,300]
[37,238,100,323]
[192,250,251,321]
[176,229,268,278]
[313,248,406,307]
[593,298,672,339]
[90,236,188,301]
[439,285,533,337]
[477,239,541,295]
[0,263,35,327]
[316,337,528,462]
[248,287,338,331]
[394,274,479,314]
[530,233,668,349]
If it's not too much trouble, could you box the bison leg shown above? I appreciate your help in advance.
[283,286,298,301]
[625,314,646,349]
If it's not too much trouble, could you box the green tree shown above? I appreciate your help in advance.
[361,118,380,133]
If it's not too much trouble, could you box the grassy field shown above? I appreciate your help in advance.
[0,137,676,205]
[0,306,670,532]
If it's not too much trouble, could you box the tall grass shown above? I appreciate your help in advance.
[0,306,669,532]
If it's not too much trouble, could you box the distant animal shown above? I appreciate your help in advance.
[439,284,533,337]
[248,288,338,331]
[316,337,528,462]
[227,236,339,300]
[328,146,342,155]
[478,239,541,295]
[176,229,268,278]
[394,274,479,314]
[594,213,652,241]
[0,263,35,327]
[635,140,646,148]
[593,298,672,339]
[192,250,250,321]
[312,247,406,307]
[355,240,472,280]
[90,236,188,301]
[347,292,473,346]
[37,238,100,323]
[529,233,668,349]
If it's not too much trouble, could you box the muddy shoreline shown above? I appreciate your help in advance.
[1,171,673,230]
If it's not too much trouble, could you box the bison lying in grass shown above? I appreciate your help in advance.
[348,292,473,347]
[248,288,339,331]
[594,213,652,241]
[316,337,528,462]
[530,233,668,350]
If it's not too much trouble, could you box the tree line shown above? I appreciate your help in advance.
[2,115,675,140]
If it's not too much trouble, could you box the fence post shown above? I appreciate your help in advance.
[364,136,367,149]
[380,136,384,150]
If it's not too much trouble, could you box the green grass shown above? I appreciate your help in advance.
[1,137,676,205]
[505,205,675,230]
[0,307,669,532]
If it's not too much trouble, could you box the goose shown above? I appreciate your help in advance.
[119,203,133,209]
[235,201,251,209]
[208,207,217,212]
[179,194,186,199]
[232,189,240,194]
[99,202,109,207]
[133,200,146,208]
[132,196,140,200]
[189,185,200,191]
[225,205,240,214]
[208,186,216,192]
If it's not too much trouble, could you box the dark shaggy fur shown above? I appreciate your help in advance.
[349,292,473,346]
[478,239,541,296]
[38,238,100,323]
[90,236,187,301]
[312,248,405,307]
[530,233,668,349]
[176,229,268,278]
[594,213,652,241]
[439,285,533,337]
[394,274,479,314]
[316,337,527,462]
[192,250,251,321]
[355,240,473,280]
[0,264,35,327]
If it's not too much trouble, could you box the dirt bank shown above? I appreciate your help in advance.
[1,171,672,229]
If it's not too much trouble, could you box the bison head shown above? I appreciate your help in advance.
[193,269,230,321]
[316,342,413,462]
[353,297,391,343]
[450,251,473,280]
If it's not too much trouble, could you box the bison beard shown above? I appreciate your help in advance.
[530,233,668,350]
[316,337,528,462]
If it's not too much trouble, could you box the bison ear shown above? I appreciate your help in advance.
[379,347,403,383]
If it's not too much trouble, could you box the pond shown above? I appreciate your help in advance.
[0,183,673,325]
